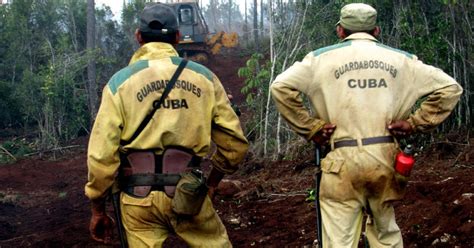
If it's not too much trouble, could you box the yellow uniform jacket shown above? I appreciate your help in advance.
[85,42,248,200]
[271,33,463,143]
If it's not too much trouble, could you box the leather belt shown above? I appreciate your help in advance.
[334,136,394,149]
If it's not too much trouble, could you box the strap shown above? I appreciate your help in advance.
[121,173,182,187]
[334,135,394,149]
[122,59,188,146]
[362,136,394,145]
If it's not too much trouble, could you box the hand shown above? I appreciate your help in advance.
[312,124,336,145]
[90,212,115,244]
[89,199,114,244]
[387,120,413,138]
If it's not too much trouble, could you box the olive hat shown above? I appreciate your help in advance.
[337,3,377,31]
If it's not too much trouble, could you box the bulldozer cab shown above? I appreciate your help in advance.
[163,1,238,64]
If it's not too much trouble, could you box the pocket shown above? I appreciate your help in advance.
[321,158,344,174]
[121,191,154,207]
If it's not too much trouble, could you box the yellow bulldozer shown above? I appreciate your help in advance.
[163,1,238,64]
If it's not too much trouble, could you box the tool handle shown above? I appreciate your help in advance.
[315,145,321,167]
[314,145,323,247]
[112,192,128,248]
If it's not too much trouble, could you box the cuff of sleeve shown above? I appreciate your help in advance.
[306,120,327,141]
[85,183,112,201]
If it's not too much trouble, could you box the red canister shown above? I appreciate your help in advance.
[395,144,415,177]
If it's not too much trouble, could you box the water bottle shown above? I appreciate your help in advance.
[394,144,415,177]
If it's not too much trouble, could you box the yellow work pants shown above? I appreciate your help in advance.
[319,143,404,248]
[120,191,231,247]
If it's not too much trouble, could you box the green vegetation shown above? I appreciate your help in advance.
[238,0,473,158]
[0,0,134,153]
[0,139,33,164]
[305,188,316,202]
[0,0,472,161]
[58,192,68,198]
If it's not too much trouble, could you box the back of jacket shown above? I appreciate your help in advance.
[271,33,462,143]
[86,42,248,200]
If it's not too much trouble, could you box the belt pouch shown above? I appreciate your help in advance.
[171,170,208,216]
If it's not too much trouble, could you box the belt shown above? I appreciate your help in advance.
[121,173,182,187]
[334,136,394,149]
[118,149,201,191]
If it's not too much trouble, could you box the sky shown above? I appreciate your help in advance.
[95,0,123,20]
[94,0,245,21]
[95,1,211,20]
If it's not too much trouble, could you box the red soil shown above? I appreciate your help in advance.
[0,52,472,247]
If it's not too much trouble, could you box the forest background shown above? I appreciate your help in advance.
[0,0,472,163]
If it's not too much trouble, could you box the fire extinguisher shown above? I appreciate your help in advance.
[394,144,415,177]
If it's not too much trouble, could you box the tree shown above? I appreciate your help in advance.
[202,0,243,33]
[87,0,98,123]
[228,0,232,31]
[253,0,259,52]
[243,0,249,42]
[239,0,473,159]
[121,0,146,52]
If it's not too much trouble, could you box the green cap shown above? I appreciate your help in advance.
[337,3,377,31]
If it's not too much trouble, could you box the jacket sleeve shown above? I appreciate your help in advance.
[407,59,463,132]
[270,53,326,140]
[210,76,249,174]
[85,87,123,200]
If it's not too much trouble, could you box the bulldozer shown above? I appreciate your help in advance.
[162,1,238,64]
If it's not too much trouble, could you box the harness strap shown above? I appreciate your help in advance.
[334,135,394,149]
[121,173,181,187]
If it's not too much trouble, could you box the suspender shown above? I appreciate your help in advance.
[121,59,188,146]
